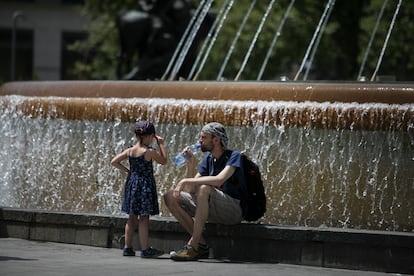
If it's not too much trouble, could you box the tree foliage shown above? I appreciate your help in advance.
[69,0,414,81]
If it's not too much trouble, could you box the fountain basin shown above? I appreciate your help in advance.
[2,80,414,102]
[1,81,413,231]
[1,81,413,130]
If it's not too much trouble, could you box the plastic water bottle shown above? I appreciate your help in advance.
[173,143,201,167]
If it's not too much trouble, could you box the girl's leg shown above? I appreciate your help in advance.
[125,215,138,248]
[138,215,149,250]
[138,215,164,258]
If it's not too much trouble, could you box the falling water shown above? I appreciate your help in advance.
[357,0,389,80]
[370,0,403,81]
[1,94,413,231]
[217,0,256,80]
[294,0,336,81]
[303,0,335,80]
[162,0,207,80]
[190,0,234,80]
[257,0,296,81]
[234,0,276,81]
[168,0,214,80]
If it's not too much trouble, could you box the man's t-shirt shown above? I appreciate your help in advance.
[198,149,244,200]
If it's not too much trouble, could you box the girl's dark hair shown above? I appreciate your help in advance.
[134,120,155,136]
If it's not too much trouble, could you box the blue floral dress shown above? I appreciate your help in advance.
[121,151,159,216]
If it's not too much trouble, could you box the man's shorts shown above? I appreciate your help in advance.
[179,187,243,225]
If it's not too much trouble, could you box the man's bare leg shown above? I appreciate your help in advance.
[188,184,211,249]
[164,190,207,246]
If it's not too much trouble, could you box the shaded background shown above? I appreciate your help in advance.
[0,0,413,82]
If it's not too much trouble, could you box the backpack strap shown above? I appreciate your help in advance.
[206,153,213,176]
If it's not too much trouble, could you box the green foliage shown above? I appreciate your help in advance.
[67,0,137,80]
[68,0,414,81]
[358,0,414,81]
[68,13,119,79]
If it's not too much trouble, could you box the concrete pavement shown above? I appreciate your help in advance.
[0,238,405,276]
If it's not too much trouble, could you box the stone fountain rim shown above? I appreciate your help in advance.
[1,80,414,104]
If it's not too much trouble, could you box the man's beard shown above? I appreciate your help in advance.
[201,143,213,152]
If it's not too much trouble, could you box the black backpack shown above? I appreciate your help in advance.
[240,155,266,222]
[206,151,266,221]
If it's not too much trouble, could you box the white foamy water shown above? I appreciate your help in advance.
[1,95,413,231]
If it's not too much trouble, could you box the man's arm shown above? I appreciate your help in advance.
[173,166,236,198]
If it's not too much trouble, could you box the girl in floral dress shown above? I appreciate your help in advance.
[111,121,167,258]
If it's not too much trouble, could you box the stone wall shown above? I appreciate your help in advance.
[1,207,413,274]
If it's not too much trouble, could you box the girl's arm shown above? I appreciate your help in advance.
[149,135,168,165]
[110,149,130,175]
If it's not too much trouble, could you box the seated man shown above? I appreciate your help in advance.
[164,122,244,261]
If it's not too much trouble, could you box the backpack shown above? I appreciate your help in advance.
[240,155,266,221]
[206,151,266,221]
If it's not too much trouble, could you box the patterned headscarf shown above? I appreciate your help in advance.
[201,122,228,148]
[134,120,155,136]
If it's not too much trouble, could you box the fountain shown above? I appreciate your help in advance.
[1,0,414,234]
[2,2,414,273]
[1,80,413,232]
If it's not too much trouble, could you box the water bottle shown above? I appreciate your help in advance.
[173,143,201,167]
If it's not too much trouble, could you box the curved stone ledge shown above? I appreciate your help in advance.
[1,81,414,104]
[1,81,414,131]
[1,207,413,274]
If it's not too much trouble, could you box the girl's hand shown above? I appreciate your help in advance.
[155,135,164,145]
[151,134,168,165]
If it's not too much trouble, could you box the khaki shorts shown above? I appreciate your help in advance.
[179,187,243,225]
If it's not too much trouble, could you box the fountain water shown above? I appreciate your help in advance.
[257,0,295,80]
[1,0,413,233]
[295,0,336,81]
[234,0,276,81]
[1,81,413,232]
[357,0,389,80]
[370,0,403,81]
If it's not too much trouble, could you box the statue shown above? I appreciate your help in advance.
[116,0,213,80]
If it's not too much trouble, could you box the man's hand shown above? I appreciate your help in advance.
[173,181,184,199]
